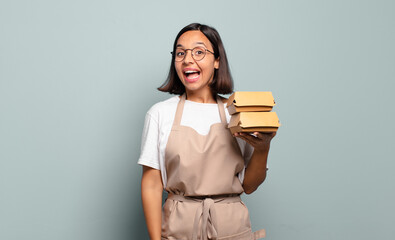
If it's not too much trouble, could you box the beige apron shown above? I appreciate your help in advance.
[162,94,266,240]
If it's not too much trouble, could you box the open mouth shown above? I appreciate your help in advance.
[183,70,200,82]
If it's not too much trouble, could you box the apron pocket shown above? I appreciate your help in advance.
[162,199,177,238]
[214,201,253,238]
[162,200,200,239]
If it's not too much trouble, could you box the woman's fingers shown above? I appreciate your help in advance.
[235,132,259,147]
[255,132,276,140]
[234,131,277,150]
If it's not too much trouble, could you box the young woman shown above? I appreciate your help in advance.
[138,23,276,240]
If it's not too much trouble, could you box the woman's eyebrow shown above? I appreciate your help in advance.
[176,42,207,48]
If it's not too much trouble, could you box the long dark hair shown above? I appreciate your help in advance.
[158,23,233,95]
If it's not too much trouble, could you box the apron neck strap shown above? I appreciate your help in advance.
[216,95,227,124]
[173,94,186,126]
[173,93,227,126]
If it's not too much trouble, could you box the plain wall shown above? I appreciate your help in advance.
[1,0,394,239]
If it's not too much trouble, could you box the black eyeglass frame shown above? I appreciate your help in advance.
[171,47,215,62]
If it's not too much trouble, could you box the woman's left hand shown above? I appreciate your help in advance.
[234,131,276,152]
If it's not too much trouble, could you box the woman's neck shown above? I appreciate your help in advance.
[185,89,216,103]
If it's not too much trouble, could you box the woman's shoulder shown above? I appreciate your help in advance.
[146,95,180,118]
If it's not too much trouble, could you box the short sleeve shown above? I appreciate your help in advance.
[137,112,160,170]
[235,137,254,166]
[236,138,254,183]
[243,141,254,166]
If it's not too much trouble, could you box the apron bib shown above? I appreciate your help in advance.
[162,94,265,240]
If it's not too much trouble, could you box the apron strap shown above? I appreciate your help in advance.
[173,94,186,127]
[216,95,227,124]
[253,229,266,239]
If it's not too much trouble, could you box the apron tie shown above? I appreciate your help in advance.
[168,194,241,240]
[191,198,218,240]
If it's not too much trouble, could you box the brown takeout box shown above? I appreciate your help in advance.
[226,91,276,115]
[228,112,281,134]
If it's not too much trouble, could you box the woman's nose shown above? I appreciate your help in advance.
[183,50,194,63]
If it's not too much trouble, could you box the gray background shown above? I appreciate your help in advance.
[1,0,394,239]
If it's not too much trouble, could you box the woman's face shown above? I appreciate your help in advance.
[174,30,219,95]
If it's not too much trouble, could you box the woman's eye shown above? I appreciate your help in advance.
[176,52,185,56]
[195,50,203,55]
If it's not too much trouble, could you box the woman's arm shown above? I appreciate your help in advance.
[235,132,276,194]
[141,166,163,240]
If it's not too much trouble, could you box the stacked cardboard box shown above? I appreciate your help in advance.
[226,92,281,134]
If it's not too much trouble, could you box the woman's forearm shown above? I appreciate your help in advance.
[141,167,163,240]
[234,131,275,194]
[242,147,270,194]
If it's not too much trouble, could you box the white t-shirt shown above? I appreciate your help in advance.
[137,95,254,188]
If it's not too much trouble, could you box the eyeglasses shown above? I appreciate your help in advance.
[171,47,215,62]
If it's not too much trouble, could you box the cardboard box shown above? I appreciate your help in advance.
[226,91,275,115]
[228,112,280,134]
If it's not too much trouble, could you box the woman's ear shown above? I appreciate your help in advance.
[214,57,220,69]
